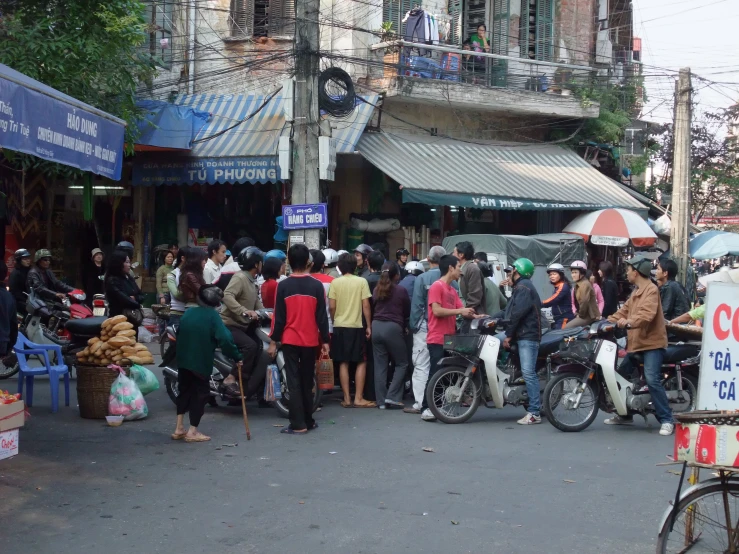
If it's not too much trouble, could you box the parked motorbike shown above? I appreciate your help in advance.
[425,317,585,424]
[160,308,321,418]
[91,294,109,317]
[543,321,698,432]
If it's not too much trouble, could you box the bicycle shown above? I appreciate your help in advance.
[657,411,739,553]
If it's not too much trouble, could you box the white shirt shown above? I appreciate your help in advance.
[203,259,222,285]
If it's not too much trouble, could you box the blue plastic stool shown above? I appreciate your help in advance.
[15,333,70,413]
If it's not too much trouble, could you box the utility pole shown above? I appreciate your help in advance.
[291,0,321,250]
[670,67,692,286]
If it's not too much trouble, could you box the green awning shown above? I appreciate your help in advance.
[357,134,647,213]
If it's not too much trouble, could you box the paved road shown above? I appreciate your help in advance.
[1,362,678,554]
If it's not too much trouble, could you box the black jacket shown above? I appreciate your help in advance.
[660,280,690,321]
[84,263,106,302]
[105,274,142,317]
[27,266,74,302]
[0,289,17,355]
[8,266,30,311]
[601,278,619,319]
[494,277,542,342]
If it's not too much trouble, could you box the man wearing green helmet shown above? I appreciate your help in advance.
[606,254,674,436]
[493,257,543,425]
[27,249,74,302]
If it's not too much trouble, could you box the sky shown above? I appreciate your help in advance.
[635,0,739,126]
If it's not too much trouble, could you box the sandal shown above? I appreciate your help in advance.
[353,401,377,409]
[280,427,307,435]
[308,422,319,431]
[221,383,241,398]
[171,432,187,440]
[341,401,354,408]
[184,434,211,443]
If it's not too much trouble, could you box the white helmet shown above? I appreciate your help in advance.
[570,260,588,272]
[546,263,565,274]
[405,261,425,275]
[337,250,349,257]
[322,248,339,266]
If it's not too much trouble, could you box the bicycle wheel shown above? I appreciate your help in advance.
[658,480,739,553]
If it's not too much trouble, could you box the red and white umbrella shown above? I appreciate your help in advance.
[563,208,657,248]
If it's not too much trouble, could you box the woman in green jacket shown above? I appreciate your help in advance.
[156,251,174,305]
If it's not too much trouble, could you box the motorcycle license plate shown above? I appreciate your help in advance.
[93,308,106,317]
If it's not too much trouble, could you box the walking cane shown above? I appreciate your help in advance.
[236,361,251,440]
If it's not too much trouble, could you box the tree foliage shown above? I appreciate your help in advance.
[570,80,640,144]
[639,104,739,223]
[0,0,157,174]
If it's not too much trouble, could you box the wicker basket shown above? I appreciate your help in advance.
[675,410,739,426]
[76,363,131,419]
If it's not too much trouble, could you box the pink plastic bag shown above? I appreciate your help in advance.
[108,366,148,421]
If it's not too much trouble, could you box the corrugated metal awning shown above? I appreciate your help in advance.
[356,133,647,212]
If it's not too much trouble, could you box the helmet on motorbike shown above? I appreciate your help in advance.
[34,249,52,263]
[405,261,425,275]
[512,258,535,279]
[396,248,410,260]
[237,246,264,270]
[354,244,373,258]
[570,260,588,272]
[546,263,565,275]
[322,248,339,266]
[116,241,134,258]
[337,250,349,257]
[625,255,653,278]
[14,249,31,262]
[198,284,224,308]
[264,249,287,262]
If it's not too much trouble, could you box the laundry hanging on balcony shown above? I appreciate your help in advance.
[403,9,439,55]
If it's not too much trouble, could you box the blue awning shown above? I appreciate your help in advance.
[135,100,211,150]
[0,63,126,180]
[131,92,377,186]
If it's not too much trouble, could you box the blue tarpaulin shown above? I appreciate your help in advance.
[0,63,126,180]
[135,100,210,150]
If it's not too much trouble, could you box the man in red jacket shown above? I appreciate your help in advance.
[268,244,330,434]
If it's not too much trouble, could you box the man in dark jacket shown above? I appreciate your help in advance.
[0,262,18,356]
[9,249,32,313]
[492,257,542,425]
[454,241,485,332]
[655,258,690,321]
[27,249,74,302]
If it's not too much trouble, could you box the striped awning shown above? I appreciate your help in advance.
[177,92,376,157]
[357,133,647,212]
[131,92,376,186]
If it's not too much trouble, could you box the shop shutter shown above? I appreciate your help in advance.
[448,0,463,45]
[229,0,253,37]
[535,0,553,61]
[269,0,295,36]
[491,0,510,86]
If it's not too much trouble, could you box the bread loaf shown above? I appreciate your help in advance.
[88,337,100,346]
[103,315,126,328]
[112,322,134,333]
[109,336,134,348]
[116,329,136,338]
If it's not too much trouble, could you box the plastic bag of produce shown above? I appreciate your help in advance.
[137,326,154,343]
[129,364,160,396]
[108,367,148,420]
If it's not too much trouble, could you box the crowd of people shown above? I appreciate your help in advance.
[2,236,710,442]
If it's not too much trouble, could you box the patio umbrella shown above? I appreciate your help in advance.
[563,208,657,247]
[689,230,739,260]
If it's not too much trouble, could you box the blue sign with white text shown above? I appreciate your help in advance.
[282,204,328,230]
[0,64,125,180]
[133,156,279,186]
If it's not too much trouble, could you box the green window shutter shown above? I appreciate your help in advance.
[268,0,294,36]
[491,0,510,86]
[383,0,412,36]
[535,0,553,61]
[448,0,463,45]
[520,0,533,59]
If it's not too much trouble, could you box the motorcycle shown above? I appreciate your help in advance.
[543,321,698,432]
[160,308,321,418]
[425,316,585,424]
[0,290,106,379]
[91,294,109,317]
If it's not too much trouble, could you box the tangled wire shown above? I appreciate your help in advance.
[317,67,357,118]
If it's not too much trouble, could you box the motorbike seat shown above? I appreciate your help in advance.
[64,316,106,337]
[631,344,699,366]
[538,327,585,356]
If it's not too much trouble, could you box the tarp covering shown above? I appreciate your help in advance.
[135,100,210,150]
[0,63,126,180]
[442,233,586,298]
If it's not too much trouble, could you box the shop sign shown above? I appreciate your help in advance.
[591,235,629,247]
[401,189,640,212]
[0,429,19,461]
[282,204,328,230]
[697,282,739,409]
[132,156,279,186]
[0,69,125,180]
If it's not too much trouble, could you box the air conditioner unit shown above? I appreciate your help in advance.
[319,136,336,181]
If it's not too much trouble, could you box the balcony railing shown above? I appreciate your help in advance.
[369,39,596,94]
